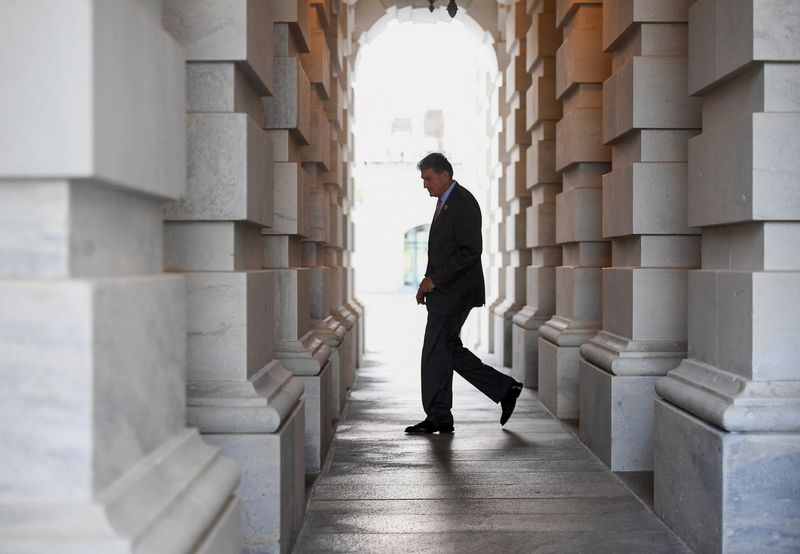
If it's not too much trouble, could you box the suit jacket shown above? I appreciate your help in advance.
[424,182,486,315]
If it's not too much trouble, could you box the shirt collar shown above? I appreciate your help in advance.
[439,180,457,205]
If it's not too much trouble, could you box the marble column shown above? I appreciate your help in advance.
[495,0,533,369]
[160,2,308,552]
[512,0,563,388]
[300,6,349,423]
[539,0,612,419]
[485,51,507,356]
[264,9,334,475]
[309,2,359,385]
[576,0,701,471]
[653,1,800,552]
[336,17,365,370]
[344,78,367,369]
[490,28,512,362]
[333,2,365,375]
[0,1,241,551]
[474,68,501,353]
[325,47,360,396]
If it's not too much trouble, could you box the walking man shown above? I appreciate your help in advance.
[405,153,523,434]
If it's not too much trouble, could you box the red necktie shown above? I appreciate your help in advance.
[433,198,443,220]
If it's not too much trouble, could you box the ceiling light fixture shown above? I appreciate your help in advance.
[427,0,459,18]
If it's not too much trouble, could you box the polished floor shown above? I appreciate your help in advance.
[293,293,692,553]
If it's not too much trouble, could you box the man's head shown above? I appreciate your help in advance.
[417,153,454,198]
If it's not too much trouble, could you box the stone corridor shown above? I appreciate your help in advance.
[3,2,799,552]
[293,294,691,553]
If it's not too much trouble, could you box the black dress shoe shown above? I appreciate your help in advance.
[500,381,524,425]
[404,419,454,434]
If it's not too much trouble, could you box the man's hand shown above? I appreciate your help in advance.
[416,276,436,305]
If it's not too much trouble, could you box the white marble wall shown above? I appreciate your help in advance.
[485,55,507,356]
[654,1,800,552]
[323,6,361,400]
[539,0,611,419]
[576,0,701,471]
[162,1,306,552]
[262,2,362,476]
[495,0,533,369]
[0,0,241,551]
[512,0,563,388]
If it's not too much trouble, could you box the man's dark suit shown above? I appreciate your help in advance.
[421,182,516,425]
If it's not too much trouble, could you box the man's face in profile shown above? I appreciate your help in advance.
[421,168,452,198]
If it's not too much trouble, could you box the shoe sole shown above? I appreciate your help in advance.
[405,428,455,434]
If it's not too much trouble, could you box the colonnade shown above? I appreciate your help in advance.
[1,1,798,553]
[493,1,800,552]
[0,1,360,552]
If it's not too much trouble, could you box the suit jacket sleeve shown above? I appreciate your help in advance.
[427,193,482,288]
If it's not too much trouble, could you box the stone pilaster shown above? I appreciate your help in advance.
[653,1,800,551]
[0,1,241,551]
[469,59,498,352]
[485,53,507,356]
[576,0,701,471]
[512,0,563,388]
[300,5,350,423]
[539,0,612,418]
[161,2,307,552]
[326,23,361,395]
[337,2,365,370]
[495,0,533,368]
[264,7,334,475]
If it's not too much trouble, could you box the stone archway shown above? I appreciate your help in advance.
[349,3,502,352]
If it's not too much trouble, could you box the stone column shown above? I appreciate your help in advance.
[539,0,612,418]
[576,0,701,471]
[512,0,563,387]
[326,36,360,396]
[160,2,307,552]
[475,69,501,353]
[263,5,334,475]
[304,180,348,419]
[654,1,800,552]
[490,16,511,362]
[485,53,507,356]
[337,2,365,369]
[0,1,241,551]
[300,3,350,422]
[495,0,533,368]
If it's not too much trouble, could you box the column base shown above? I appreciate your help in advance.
[493,301,521,367]
[348,297,366,367]
[339,330,356,394]
[0,430,241,553]
[204,401,306,554]
[654,398,800,554]
[486,296,503,354]
[333,305,358,391]
[344,299,363,369]
[579,360,658,470]
[298,362,333,473]
[537,338,579,418]
[312,318,345,421]
[511,323,539,387]
[511,309,549,388]
[195,496,242,554]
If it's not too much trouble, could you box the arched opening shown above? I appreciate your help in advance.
[351,7,499,354]
[403,223,430,287]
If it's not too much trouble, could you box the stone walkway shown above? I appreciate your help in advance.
[293,293,692,553]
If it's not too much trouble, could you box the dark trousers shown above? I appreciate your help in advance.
[421,308,515,424]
